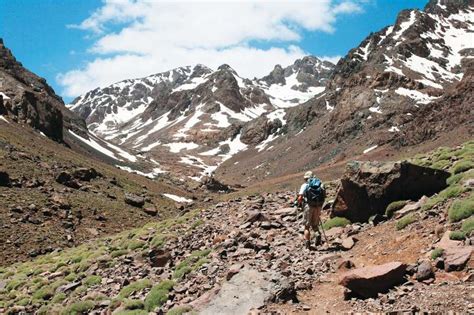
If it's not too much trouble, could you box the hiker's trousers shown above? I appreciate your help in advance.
[303,202,322,231]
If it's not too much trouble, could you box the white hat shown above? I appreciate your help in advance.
[304,171,313,179]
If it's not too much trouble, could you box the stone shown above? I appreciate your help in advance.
[57,281,81,293]
[395,196,428,219]
[226,263,244,281]
[337,259,356,271]
[341,237,356,250]
[51,193,71,209]
[274,207,296,217]
[149,249,171,267]
[444,247,473,272]
[124,193,145,208]
[434,257,444,269]
[143,206,158,216]
[55,171,81,189]
[339,261,406,298]
[415,261,434,281]
[331,161,449,222]
[72,167,101,181]
[0,170,11,187]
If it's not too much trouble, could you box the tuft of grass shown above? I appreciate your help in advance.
[51,292,66,304]
[461,217,474,235]
[144,280,174,311]
[431,248,444,260]
[83,275,102,287]
[124,299,145,310]
[448,194,474,222]
[63,300,95,314]
[449,230,466,240]
[119,279,152,299]
[173,250,211,280]
[431,159,451,170]
[16,297,30,306]
[128,240,146,251]
[65,273,77,282]
[190,219,204,229]
[385,200,408,218]
[396,214,416,230]
[322,217,351,230]
[32,286,54,301]
[110,249,129,258]
[446,173,463,186]
[421,195,445,211]
[440,185,468,199]
[6,279,25,292]
[168,305,194,315]
[452,160,474,174]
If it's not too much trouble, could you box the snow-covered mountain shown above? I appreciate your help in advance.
[70,56,334,180]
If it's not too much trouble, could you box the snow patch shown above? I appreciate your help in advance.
[395,87,439,104]
[68,130,118,160]
[363,145,378,154]
[164,142,199,153]
[163,193,193,203]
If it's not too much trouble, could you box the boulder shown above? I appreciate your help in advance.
[143,206,158,216]
[331,161,450,222]
[149,249,171,267]
[201,176,231,192]
[0,170,11,187]
[55,171,81,189]
[444,247,473,272]
[124,193,145,208]
[72,168,101,181]
[339,261,406,298]
[415,261,434,281]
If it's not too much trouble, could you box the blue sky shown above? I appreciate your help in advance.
[1,0,427,102]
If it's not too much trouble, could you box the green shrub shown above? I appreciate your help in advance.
[431,159,451,170]
[168,305,194,315]
[431,248,444,260]
[461,217,474,235]
[421,195,445,211]
[173,250,211,280]
[63,300,95,314]
[322,217,351,230]
[150,234,167,248]
[449,230,466,240]
[439,185,467,199]
[144,280,174,311]
[115,310,148,315]
[119,279,152,299]
[65,273,77,282]
[124,299,145,310]
[110,249,129,258]
[448,195,474,222]
[6,279,25,292]
[51,292,66,303]
[32,286,54,300]
[16,297,30,306]
[128,240,146,251]
[446,173,463,186]
[452,160,474,174]
[385,200,408,218]
[83,275,102,287]
[396,214,416,230]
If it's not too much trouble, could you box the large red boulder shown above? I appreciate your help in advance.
[339,261,406,298]
[331,161,449,222]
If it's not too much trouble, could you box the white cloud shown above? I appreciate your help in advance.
[59,0,363,98]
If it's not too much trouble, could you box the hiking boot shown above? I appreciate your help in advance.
[314,234,322,246]
[305,240,311,250]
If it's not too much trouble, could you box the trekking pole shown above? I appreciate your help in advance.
[319,220,328,244]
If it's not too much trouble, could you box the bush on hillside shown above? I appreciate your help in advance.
[461,217,474,235]
[385,200,408,218]
[452,160,474,174]
[449,230,466,240]
[448,194,474,222]
[322,217,351,230]
[396,214,416,230]
[431,248,444,260]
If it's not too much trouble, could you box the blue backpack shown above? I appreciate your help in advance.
[305,178,325,206]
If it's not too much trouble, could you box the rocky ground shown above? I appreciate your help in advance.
[0,117,200,266]
[0,141,472,314]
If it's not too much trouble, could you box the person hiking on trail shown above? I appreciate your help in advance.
[297,171,325,249]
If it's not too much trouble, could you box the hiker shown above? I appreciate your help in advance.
[297,171,326,249]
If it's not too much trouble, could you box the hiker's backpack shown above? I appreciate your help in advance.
[304,177,325,206]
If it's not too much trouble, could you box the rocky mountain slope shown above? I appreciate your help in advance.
[0,140,472,314]
[0,40,208,266]
[70,57,334,181]
[216,0,474,184]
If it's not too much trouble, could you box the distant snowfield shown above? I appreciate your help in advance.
[68,129,119,160]
[162,193,193,203]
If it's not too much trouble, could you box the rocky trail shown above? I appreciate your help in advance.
[1,140,473,314]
